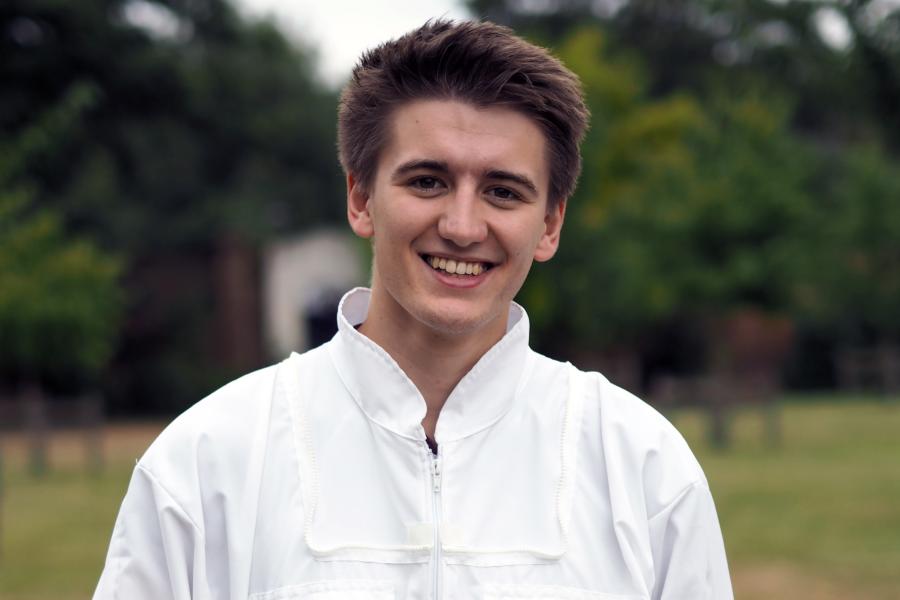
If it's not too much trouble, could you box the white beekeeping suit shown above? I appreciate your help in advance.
[95,288,733,600]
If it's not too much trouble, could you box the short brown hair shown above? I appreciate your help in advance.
[337,19,589,207]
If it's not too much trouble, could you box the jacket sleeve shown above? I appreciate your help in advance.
[94,464,210,600]
[648,481,733,600]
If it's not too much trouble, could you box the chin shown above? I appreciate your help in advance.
[414,301,503,338]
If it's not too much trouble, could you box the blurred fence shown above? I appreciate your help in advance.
[0,392,104,475]
[836,346,900,396]
[0,391,104,564]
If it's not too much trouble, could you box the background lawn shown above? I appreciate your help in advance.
[1,398,898,599]
[672,396,900,600]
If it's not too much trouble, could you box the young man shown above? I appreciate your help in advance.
[95,20,733,600]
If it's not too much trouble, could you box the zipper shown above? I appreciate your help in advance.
[430,448,443,599]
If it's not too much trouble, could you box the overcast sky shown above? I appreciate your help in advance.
[231,0,900,88]
[234,0,472,88]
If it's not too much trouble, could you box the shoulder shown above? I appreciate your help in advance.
[527,351,684,440]
[144,363,282,461]
[134,361,286,516]
[565,360,707,514]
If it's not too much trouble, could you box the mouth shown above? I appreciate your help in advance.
[420,253,495,277]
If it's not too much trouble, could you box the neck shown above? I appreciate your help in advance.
[357,290,507,440]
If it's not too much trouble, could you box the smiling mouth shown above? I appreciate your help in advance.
[420,254,494,276]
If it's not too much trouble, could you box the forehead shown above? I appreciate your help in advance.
[377,100,549,189]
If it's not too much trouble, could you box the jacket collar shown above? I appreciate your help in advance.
[327,287,532,443]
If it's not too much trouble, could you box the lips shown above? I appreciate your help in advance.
[420,254,494,276]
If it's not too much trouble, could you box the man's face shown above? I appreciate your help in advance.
[347,99,565,341]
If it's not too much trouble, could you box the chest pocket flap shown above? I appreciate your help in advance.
[250,579,394,600]
[483,582,645,600]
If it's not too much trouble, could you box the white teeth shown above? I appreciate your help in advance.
[425,255,487,276]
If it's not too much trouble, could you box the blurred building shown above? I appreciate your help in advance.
[263,229,367,359]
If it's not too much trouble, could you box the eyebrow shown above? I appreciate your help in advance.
[391,159,540,197]
[484,169,539,197]
[392,159,450,179]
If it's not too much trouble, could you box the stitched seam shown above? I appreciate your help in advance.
[455,302,527,382]
[558,363,584,537]
[282,354,321,552]
[134,463,204,534]
[440,350,537,443]
[332,292,530,441]
[284,352,432,556]
[485,582,644,599]
[250,579,393,600]
[243,367,278,598]
[484,582,644,600]
[110,548,126,600]
[647,480,706,523]
[325,342,423,443]
[440,361,581,559]
[343,322,424,400]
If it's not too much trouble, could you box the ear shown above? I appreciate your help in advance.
[346,173,374,239]
[533,199,566,262]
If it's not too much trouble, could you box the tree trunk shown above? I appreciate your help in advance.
[23,383,49,477]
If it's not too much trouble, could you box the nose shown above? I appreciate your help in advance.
[437,186,488,247]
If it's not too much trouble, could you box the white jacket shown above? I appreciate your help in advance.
[95,288,733,600]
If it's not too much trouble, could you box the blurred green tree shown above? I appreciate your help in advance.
[521,27,817,374]
[0,84,122,389]
[2,0,343,412]
[2,0,342,250]
[0,194,122,387]
[468,0,900,151]
[795,144,900,344]
[478,2,900,387]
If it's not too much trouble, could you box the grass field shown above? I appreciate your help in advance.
[672,397,900,599]
[1,398,898,599]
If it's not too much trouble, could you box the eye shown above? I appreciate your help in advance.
[409,176,445,194]
[487,186,522,204]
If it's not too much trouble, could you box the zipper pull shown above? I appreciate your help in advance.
[432,457,442,493]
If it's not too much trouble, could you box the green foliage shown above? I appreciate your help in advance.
[0,82,122,385]
[795,145,900,340]
[0,192,122,381]
[468,0,900,150]
[2,0,343,410]
[509,15,900,373]
[524,27,817,350]
[2,0,342,251]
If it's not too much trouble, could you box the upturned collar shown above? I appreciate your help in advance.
[326,287,532,442]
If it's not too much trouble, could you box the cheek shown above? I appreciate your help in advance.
[371,210,422,257]
[503,222,545,260]
[379,202,437,243]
